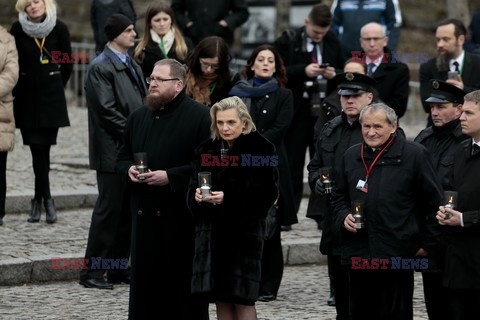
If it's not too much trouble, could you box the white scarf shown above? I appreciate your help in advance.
[150,28,175,57]
[18,6,57,38]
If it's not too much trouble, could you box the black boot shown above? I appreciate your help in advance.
[44,198,57,224]
[27,199,41,223]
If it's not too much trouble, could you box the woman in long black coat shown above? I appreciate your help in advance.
[229,44,296,301]
[188,96,278,320]
[134,0,193,78]
[11,0,72,223]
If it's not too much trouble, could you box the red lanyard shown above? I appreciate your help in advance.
[360,135,395,183]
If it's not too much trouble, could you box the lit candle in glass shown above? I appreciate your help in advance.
[134,152,148,180]
[352,200,365,229]
[198,172,212,199]
[443,191,458,219]
[319,166,333,194]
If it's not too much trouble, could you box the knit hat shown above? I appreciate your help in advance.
[104,14,133,41]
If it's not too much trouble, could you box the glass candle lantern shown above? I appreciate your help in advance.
[133,152,148,180]
[319,166,333,194]
[352,200,365,229]
[443,191,458,219]
[198,172,212,199]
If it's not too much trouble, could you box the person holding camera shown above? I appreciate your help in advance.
[274,4,344,224]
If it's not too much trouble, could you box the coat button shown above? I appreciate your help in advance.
[266,95,269,98]
[156,211,161,216]
[138,210,143,216]
[155,116,159,120]
[262,110,267,114]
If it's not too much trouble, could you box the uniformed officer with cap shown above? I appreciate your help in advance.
[307,72,375,319]
[414,79,469,320]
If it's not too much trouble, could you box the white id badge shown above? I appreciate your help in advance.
[356,179,366,190]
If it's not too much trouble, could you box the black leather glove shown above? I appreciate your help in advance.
[315,179,326,196]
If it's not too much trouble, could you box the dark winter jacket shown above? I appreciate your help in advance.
[414,119,468,189]
[11,20,72,129]
[331,133,443,265]
[172,0,249,45]
[90,0,136,52]
[188,131,278,303]
[116,90,211,319]
[274,26,344,114]
[86,46,146,172]
[443,139,480,290]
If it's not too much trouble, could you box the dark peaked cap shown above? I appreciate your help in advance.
[335,72,377,96]
[426,79,466,104]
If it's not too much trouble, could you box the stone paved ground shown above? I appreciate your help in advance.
[0,265,428,320]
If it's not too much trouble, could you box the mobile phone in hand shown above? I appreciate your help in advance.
[320,63,330,68]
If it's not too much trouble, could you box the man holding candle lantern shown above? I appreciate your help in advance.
[332,103,443,319]
[414,79,468,320]
[116,59,211,319]
[436,89,480,319]
[307,72,375,318]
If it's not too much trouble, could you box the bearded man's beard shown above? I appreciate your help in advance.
[146,94,166,111]
[436,49,455,73]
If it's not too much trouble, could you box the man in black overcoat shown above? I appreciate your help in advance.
[332,103,443,320]
[116,59,211,320]
[358,22,409,119]
[420,18,480,126]
[81,14,146,289]
[436,89,480,319]
[274,3,344,223]
[415,80,468,320]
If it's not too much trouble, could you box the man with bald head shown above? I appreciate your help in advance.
[357,22,409,118]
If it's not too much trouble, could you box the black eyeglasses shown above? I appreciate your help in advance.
[199,60,220,70]
[146,77,179,85]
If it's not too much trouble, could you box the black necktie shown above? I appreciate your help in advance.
[453,61,460,72]
[368,63,375,76]
[472,144,480,156]
[311,42,319,63]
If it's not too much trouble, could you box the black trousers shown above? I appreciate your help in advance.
[422,272,452,320]
[30,144,52,200]
[450,288,480,320]
[80,171,131,280]
[259,223,283,297]
[329,255,349,320]
[348,268,414,320]
[285,99,316,214]
[0,151,7,219]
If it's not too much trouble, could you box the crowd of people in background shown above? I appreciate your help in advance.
[1,0,480,319]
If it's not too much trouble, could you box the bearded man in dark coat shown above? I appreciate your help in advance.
[116,59,211,320]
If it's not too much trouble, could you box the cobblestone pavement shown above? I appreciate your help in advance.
[0,264,428,320]
[6,106,95,195]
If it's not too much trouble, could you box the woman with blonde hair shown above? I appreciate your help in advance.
[188,96,278,320]
[134,0,193,78]
[10,0,72,224]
